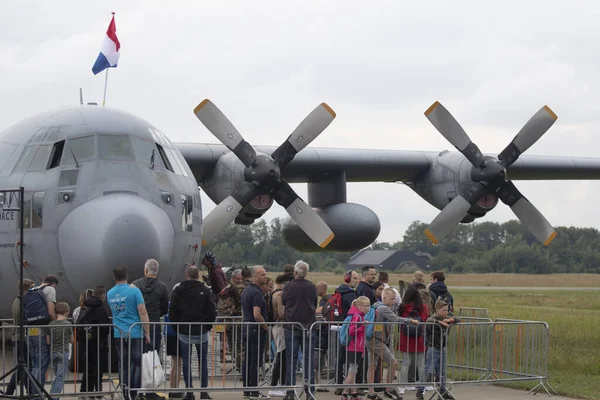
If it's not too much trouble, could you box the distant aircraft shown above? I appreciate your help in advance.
[1,100,599,316]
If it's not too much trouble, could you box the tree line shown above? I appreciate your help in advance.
[205,218,600,274]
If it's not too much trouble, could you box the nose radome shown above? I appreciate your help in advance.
[58,194,174,291]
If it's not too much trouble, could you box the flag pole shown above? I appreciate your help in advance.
[102,67,109,107]
[101,11,115,107]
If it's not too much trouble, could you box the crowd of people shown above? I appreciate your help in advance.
[3,253,461,400]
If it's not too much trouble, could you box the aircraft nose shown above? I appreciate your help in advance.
[58,193,174,289]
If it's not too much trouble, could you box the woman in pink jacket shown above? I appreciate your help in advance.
[343,296,372,400]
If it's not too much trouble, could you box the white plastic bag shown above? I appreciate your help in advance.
[141,350,166,388]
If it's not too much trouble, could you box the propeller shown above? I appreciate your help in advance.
[195,100,336,248]
[423,101,558,246]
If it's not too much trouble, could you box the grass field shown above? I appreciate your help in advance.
[291,272,600,287]
[453,289,600,399]
[293,273,600,399]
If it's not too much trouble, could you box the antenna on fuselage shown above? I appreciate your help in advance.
[79,88,84,105]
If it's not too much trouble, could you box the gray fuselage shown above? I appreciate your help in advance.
[0,106,202,316]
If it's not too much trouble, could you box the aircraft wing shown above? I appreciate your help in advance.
[175,142,600,183]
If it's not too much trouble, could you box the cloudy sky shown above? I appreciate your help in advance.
[2,1,600,243]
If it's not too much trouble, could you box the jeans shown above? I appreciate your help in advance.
[116,337,142,400]
[284,329,317,397]
[28,334,50,397]
[179,333,209,390]
[6,340,28,395]
[149,324,163,354]
[400,352,425,393]
[336,344,347,384]
[242,326,267,397]
[424,347,447,393]
[50,352,70,399]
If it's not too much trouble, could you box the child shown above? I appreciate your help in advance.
[44,302,73,400]
[397,285,430,400]
[342,296,371,400]
[367,288,419,400]
[424,299,460,400]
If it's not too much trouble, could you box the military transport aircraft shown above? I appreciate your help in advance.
[1,99,600,316]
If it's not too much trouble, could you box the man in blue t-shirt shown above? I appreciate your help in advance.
[107,266,150,400]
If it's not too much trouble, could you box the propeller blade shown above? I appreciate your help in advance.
[425,183,489,244]
[425,101,486,168]
[271,103,336,166]
[200,195,244,246]
[194,99,257,167]
[497,181,556,246]
[498,105,558,168]
[273,181,334,248]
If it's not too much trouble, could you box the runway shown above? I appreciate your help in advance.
[327,285,600,291]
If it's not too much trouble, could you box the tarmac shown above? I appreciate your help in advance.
[150,384,571,400]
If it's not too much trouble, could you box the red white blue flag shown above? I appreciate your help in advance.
[92,14,121,75]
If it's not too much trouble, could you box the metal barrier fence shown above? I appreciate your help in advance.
[0,323,125,399]
[0,318,554,399]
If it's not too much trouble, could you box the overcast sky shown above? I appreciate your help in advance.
[2,1,600,243]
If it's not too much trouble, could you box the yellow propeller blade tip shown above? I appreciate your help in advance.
[543,231,557,246]
[543,105,558,121]
[424,101,441,117]
[194,99,211,115]
[320,103,336,118]
[319,233,335,248]
[424,228,439,245]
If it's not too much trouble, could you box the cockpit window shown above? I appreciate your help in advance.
[156,144,173,173]
[131,137,164,169]
[147,127,172,147]
[28,145,53,171]
[13,145,37,173]
[165,148,188,176]
[98,135,133,161]
[48,140,65,169]
[61,135,95,165]
[43,126,65,142]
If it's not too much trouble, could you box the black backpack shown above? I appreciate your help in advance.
[76,306,96,340]
[401,309,424,338]
[22,285,50,325]
[266,289,282,322]
[432,291,454,315]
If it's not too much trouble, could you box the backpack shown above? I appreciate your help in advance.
[76,306,96,340]
[418,288,434,317]
[339,314,364,347]
[322,291,343,322]
[266,289,282,323]
[401,309,424,338]
[22,285,50,325]
[216,286,235,316]
[364,305,379,340]
[431,291,454,315]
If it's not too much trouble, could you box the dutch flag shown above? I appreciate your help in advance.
[92,13,121,75]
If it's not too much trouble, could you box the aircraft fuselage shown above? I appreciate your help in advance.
[0,106,203,316]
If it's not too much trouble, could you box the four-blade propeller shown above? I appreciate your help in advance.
[195,99,336,248]
[423,101,558,246]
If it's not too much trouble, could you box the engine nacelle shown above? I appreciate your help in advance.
[410,151,498,222]
[201,152,274,224]
[282,203,380,252]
